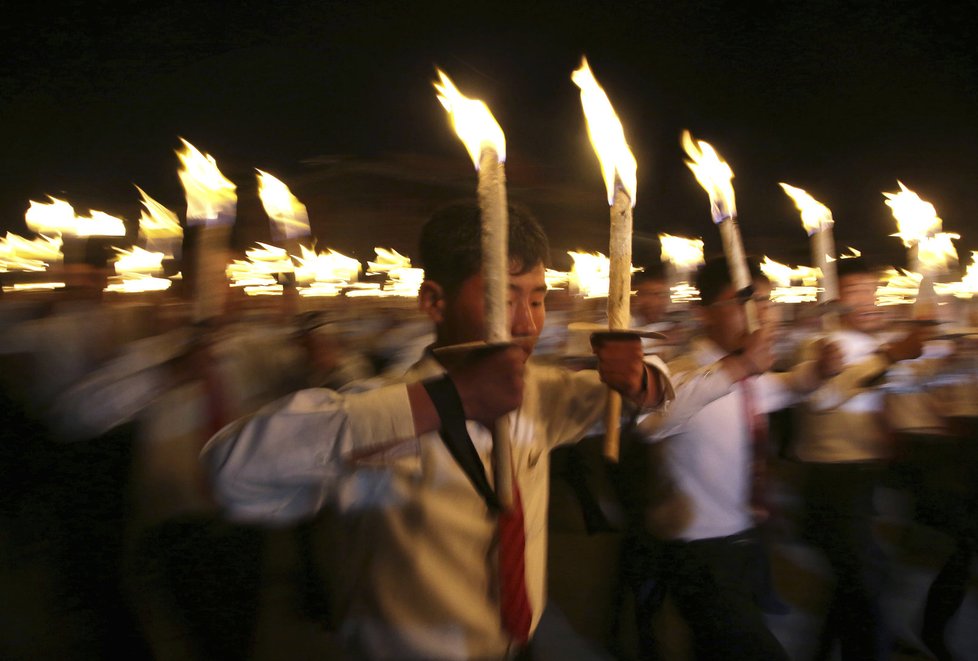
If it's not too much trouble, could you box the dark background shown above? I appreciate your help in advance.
[2,0,976,270]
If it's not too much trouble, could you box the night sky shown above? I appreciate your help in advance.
[2,0,977,269]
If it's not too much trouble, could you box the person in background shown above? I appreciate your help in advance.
[793,256,927,661]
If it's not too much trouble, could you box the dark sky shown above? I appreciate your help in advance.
[2,0,977,268]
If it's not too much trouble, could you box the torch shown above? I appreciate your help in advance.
[780,183,838,304]
[660,233,704,302]
[257,169,312,310]
[136,186,183,278]
[682,131,758,332]
[884,181,947,319]
[434,69,515,509]
[176,139,237,324]
[571,57,639,462]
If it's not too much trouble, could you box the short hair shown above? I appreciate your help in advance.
[634,261,667,285]
[835,256,877,280]
[695,254,766,306]
[419,201,549,296]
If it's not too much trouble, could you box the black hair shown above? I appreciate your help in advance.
[695,254,766,306]
[419,201,549,296]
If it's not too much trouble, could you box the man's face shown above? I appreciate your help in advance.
[634,279,670,325]
[431,262,548,357]
[701,278,774,353]
[839,273,884,332]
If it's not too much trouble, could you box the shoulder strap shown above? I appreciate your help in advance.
[422,376,501,512]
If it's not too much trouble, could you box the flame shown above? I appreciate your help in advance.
[884,181,941,247]
[916,232,959,274]
[294,245,361,288]
[112,246,165,275]
[25,197,126,237]
[545,268,571,291]
[367,248,423,297]
[568,250,611,298]
[935,251,978,298]
[571,57,637,205]
[104,273,172,293]
[0,232,63,272]
[176,138,237,225]
[433,69,506,168]
[760,256,820,303]
[659,233,705,271]
[670,282,701,304]
[779,183,834,236]
[136,186,182,256]
[256,170,311,242]
[839,246,861,259]
[3,282,65,293]
[681,131,736,224]
[877,268,922,306]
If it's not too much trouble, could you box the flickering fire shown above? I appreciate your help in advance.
[568,251,611,298]
[176,138,237,225]
[884,181,942,248]
[112,246,165,275]
[760,256,820,303]
[659,233,704,271]
[256,170,311,242]
[839,247,861,259]
[294,245,361,289]
[0,232,62,272]
[877,268,922,306]
[780,183,833,236]
[104,273,172,294]
[934,251,978,299]
[25,197,126,237]
[367,248,424,297]
[433,70,506,168]
[916,232,959,274]
[571,57,637,205]
[136,186,182,257]
[681,131,736,225]
[545,268,571,291]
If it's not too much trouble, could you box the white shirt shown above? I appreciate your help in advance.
[203,353,672,660]
[650,338,816,541]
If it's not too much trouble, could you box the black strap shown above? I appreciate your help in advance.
[423,376,501,512]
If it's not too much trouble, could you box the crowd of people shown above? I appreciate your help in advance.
[1,201,976,660]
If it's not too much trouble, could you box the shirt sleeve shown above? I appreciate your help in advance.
[641,356,738,441]
[804,353,891,412]
[201,383,416,523]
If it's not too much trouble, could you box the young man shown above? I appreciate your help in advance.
[636,256,841,661]
[203,202,671,659]
[794,257,926,661]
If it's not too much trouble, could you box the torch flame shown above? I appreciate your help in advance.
[916,232,959,274]
[779,183,834,236]
[659,233,704,271]
[760,256,820,303]
[176,138,237,225]
[135,186,182,257]
[681,131,736,224]
[0,232,62,272]
[884,181,941,247]
[256,170,311,242]
[25,197,126,237]
[571,57,637,205]
[433,69,506,168]
[112,246,165,275]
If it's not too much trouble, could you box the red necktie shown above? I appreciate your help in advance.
[740,377,769,521]
[498,482,532,645]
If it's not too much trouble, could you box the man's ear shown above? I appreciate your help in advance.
[419,280,446,323]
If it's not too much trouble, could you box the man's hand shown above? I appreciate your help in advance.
[721,326,775,381]
[884,326,928,363]
[815,339,844,379]
[591,333,654,406]
[448,344,526,427]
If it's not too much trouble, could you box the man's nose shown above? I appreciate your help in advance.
[510,299,536,336]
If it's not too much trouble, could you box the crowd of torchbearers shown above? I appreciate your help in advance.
[1,62,977,660]
[0,251,975,659]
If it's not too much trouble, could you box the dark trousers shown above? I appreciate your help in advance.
[803,462,888,661]
[625,529,789,661]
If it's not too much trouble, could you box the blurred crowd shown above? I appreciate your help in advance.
[0,255,976,660]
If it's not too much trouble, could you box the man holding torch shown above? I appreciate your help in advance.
[202,200,673,659]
